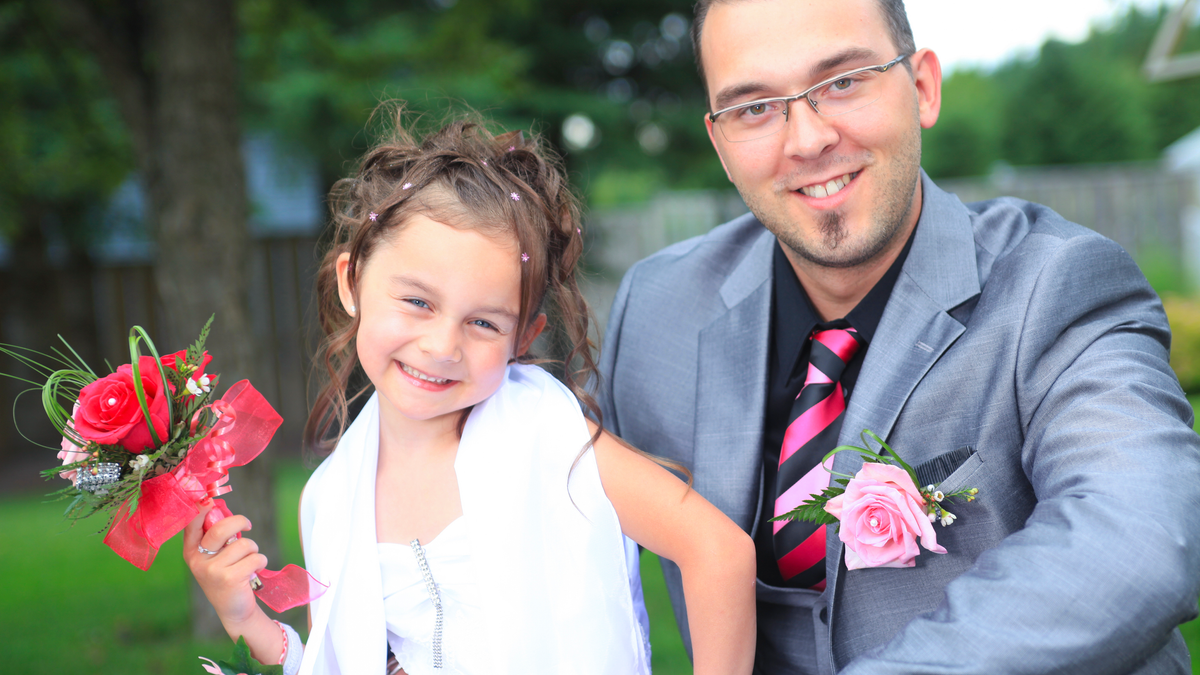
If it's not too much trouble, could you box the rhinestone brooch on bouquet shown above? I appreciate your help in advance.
[77,462,122,493]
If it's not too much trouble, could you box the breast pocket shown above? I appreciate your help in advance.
[914,446,981,492]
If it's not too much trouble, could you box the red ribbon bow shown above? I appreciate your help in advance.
[102,380,326,612]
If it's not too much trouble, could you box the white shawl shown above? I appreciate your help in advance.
[298,364,651,675]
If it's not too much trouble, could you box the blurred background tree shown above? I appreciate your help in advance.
[923,4,1200,178]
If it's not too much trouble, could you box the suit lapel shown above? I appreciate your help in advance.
[826,174,982,614]
[693,227,776,531]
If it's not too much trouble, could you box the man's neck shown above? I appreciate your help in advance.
[784,186,922,322]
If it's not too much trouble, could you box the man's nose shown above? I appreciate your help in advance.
[780,98,839,160]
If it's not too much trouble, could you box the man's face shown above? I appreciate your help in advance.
[701,0,941,269]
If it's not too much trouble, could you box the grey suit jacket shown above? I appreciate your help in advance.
[596,173,1200,674]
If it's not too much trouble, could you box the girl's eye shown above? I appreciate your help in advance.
[405,298,429,309]
[470,319,498,331]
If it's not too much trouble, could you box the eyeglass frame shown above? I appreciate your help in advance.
[707,53,912,142]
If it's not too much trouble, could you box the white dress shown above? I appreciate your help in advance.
[298,364,652,675]
[379,517,486,675]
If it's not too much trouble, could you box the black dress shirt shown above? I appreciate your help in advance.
[755,231,916,587]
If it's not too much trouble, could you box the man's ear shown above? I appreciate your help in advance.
[910,48,943,129]
[335,251,356,318]
[705,113,735,183]
[516,313,548,357]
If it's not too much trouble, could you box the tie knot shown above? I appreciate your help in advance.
[805,327,863,385]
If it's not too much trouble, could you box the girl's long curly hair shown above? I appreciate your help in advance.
[305,104,602,456]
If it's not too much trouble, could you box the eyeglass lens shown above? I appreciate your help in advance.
[717,69,887,143]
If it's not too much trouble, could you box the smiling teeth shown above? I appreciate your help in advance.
[799,171,858,198]
[401,363,451,384]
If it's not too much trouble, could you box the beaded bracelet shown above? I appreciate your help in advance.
[274,620,288,664]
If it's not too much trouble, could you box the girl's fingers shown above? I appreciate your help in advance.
[198,514,253,555]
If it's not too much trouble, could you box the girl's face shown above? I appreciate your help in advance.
[337,214,544,432]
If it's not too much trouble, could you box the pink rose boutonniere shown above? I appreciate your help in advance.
[773,430,979,570]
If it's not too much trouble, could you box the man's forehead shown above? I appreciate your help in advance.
[701,0,894,94]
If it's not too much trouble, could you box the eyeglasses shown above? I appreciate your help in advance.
[708,54,911,143]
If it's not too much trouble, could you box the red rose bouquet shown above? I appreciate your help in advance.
[3,317,323,612]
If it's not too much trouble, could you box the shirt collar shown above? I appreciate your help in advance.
[771,225,917,379]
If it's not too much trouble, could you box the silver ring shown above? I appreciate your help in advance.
[198,545,219,556]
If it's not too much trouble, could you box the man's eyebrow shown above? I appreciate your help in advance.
[808,47,881,81]
[713,82,774,111]
[712,47,884,112]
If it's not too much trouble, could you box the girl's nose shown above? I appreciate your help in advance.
[419,320,462,363]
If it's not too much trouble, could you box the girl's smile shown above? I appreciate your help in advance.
[336,213,542,436]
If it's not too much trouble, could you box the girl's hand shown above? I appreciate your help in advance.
[183,507,268,627]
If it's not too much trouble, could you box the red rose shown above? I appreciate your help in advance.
[74,355,171,452]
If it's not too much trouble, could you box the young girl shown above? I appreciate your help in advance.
[184,109,756,675]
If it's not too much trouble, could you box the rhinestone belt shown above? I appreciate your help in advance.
[409,539,444,669]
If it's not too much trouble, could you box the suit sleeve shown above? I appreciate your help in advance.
[841,235,1200,674]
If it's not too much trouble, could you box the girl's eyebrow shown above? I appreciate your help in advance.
[389,274,519,322]
[388,274,436,295]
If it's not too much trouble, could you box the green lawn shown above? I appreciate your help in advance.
[4,398,1200,674]
[0,463,694,674]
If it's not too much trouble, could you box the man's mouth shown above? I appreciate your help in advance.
[400,362,453,385]
[797,171,860,198]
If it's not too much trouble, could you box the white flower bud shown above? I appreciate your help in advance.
[940,511,957,527]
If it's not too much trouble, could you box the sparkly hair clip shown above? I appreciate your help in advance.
[402,183,413,190]
[369,212,378,221]
[507,146,515,152]
[510,192,520,202]
[521,252,529,262]
[482,160,488,166]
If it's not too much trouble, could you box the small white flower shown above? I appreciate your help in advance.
[933,490,945,502]
[940,511,957,527]
[129,454,150,472]
[924,484,936,493]
[186,375,212,396]
[927,511,937,522]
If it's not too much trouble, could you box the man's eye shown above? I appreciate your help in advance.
[831,77,855,91]
[747,103,769,116]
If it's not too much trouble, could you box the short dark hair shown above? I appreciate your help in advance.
[690,0,916,107]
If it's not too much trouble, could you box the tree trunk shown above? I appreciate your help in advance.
[47,0,281,640]
[148,0,280,640]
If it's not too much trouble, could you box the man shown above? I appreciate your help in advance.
[595,0,1200,672]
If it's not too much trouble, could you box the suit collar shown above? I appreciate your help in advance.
[693,222,776,530]
[825,172,981,648]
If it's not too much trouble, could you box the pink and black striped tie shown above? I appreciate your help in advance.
[773,325,864,590]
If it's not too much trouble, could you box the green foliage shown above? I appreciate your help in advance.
[0,1,134,244]
[924,5,1200,179]
[236,0,720,204]
[1164,296,1200,394]
[187,316,216,369]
